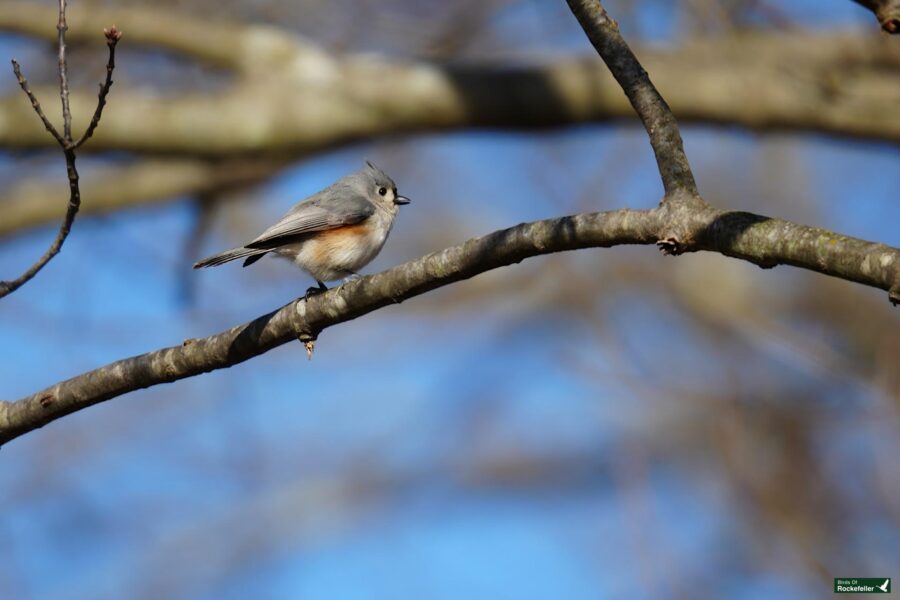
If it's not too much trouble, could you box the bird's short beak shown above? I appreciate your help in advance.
[394,195,411,205]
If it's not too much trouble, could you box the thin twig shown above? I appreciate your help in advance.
[57,0,72,141]
[0,151,81,298]
[9,60,65,145]
[0,3,121,298]
[74,26,122,149]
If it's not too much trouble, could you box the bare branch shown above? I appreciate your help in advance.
[0,7,121,298]
[56,0,72,141]
[73,26,122,149]
[1,206,897,445]
[565,0,698,198]
[0,0,896,443]
[9,60,64,146]
[852,0,900,33]
[0,150,81,298]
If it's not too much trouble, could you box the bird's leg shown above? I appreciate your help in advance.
[305,280,328,301]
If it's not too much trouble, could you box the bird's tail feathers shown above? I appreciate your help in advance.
[193,247,267,269]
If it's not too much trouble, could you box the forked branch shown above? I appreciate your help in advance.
[0,2,121,299]
[0,0,896,446]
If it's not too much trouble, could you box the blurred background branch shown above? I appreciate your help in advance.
[0,5,897,157]
[0,3,895,245]
[0,158,284,237]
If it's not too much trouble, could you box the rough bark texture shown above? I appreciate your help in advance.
[1,207,897,446]
[565,0,697,196]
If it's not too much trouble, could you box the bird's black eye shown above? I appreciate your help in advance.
[378,187,387,196]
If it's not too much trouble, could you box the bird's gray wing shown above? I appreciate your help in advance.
[245,194,375,249]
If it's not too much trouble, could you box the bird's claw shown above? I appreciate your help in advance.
[305,285,327,301]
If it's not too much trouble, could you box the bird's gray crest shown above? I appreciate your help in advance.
[364,160,395,189]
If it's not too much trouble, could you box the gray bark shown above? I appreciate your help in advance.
[1,206,897,446]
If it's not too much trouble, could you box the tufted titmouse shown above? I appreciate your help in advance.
[194,161,410,297]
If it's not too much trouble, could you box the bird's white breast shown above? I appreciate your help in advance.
[275,212,394,282]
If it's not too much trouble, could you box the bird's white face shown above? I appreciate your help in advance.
[362,161,410,214]
[374,182,397,205]
[368,179,410,214]
[375,183,397,204]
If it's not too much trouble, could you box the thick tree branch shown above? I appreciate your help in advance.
[561,0,897,268]
[566,0,707,258]
[852,0,900,33]
[0,1,897,444]
[1,207,898,446]
[565,0,698,198]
